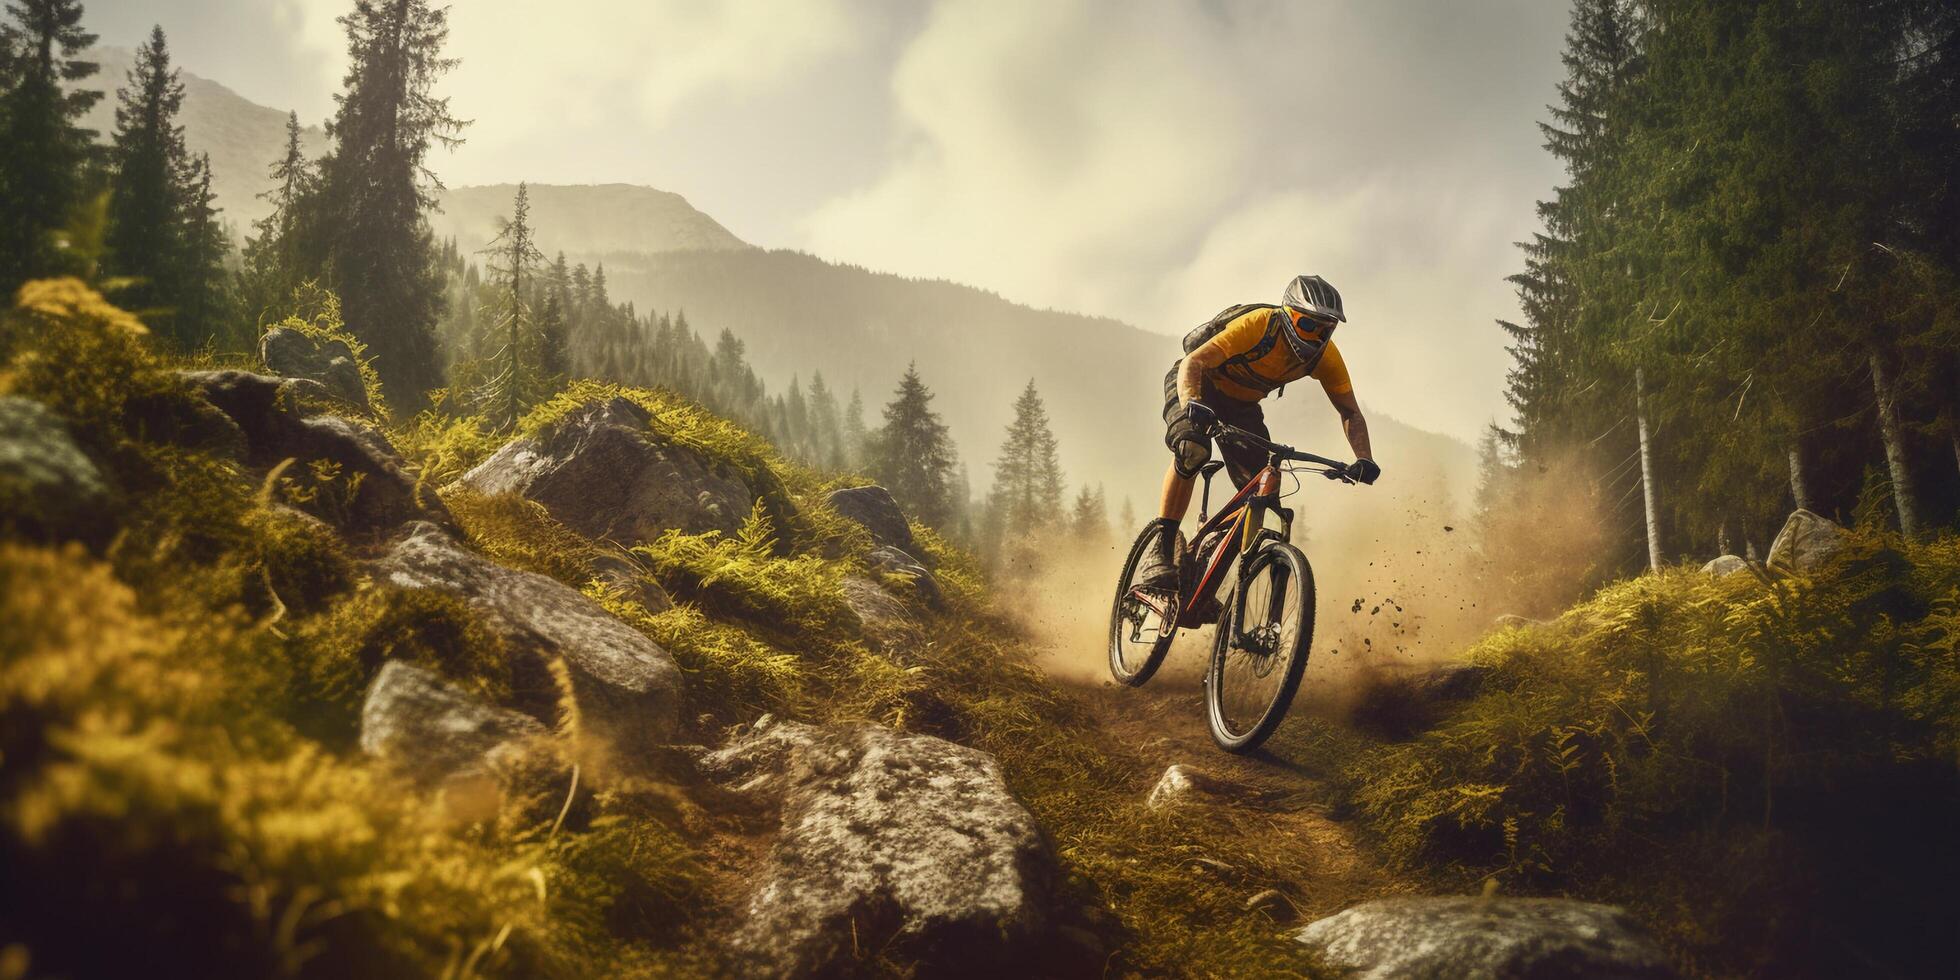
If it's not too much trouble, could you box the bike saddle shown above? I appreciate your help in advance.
[1199,460,1226,479]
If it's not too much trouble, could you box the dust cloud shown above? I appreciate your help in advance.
[1001,445,1558,716]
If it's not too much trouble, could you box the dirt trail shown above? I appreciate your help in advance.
[1057,653,1412,921]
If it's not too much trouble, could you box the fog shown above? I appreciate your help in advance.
[87,0,1569,444]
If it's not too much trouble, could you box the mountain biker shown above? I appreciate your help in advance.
[1139,274,1379,589]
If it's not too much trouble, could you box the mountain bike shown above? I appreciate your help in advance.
[1107,423,1354,752]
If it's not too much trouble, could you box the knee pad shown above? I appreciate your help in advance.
[1173,436,1211,478]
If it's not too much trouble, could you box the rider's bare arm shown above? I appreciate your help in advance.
[1327,386,1372,460]
[1176,349,1222,405]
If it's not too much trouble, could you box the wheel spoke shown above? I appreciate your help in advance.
[1212,554,1307,742]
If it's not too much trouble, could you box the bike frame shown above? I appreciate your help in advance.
[1127,425,1348,632]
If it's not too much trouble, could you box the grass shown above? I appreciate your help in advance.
[1336,536,1960,976]
[27,277,1949,976]
[2,279,1353,977]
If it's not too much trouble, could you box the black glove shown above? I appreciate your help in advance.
[1184,400,1217,434]
[1349,458,1381,485]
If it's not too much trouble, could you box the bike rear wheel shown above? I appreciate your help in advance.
[1206,542,1314,752]
[1108,519,1179,686]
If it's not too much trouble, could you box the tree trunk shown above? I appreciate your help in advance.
[1950,417,1959,483]
[1787,443,1813,512]
[1636,367,1663,571]
[1869,351,1920,537]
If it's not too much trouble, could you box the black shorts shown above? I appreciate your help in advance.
[1162,363,1268,487]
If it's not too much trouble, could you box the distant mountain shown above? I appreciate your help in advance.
[430,184,748,258]
[81,47,328,235]
[99,52,1478,516]
[593,249,1478,516]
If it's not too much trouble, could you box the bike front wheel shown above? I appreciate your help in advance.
[1206,542,1315,752]
[1108,520,1179,686]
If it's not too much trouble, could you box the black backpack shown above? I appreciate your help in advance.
[1180,303,1324,397]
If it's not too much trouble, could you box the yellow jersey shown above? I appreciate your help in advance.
[1187,307,1353,403]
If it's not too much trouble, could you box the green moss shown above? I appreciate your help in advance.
[262,281,388,418]
[243,503,358,617]
[447,488,606,590]
[633,501,850,632]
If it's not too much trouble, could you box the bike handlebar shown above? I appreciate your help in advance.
[1212,423,1352,478]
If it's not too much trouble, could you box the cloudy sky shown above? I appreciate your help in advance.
[89,0,1572,442]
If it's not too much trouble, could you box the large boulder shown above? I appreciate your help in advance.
[455,396,759,543]
[0,396,114,547]
[1297,896,1676,980]
[182,370,449,536]
[1701,554,1749,577]
[825,485,931,565]
[700,716,1061,978]
[372,522,683,766]
[1767,509,1849,573]
[260,325,369,410]
[359,661,545,785]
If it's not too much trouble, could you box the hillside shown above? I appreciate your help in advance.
[594,247,1477,514]
[6,279,1954,977]
[80,47,328,235]
[430,184,749,258]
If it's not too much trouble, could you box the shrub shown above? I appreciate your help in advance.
[1344,533,1960,975]
[634,501,849,632]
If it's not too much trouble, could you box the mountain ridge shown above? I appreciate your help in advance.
[84,51,1476,513]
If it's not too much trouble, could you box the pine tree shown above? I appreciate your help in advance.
[474,181,545,429]
[239,112,315,322]
[868,364,959,528]
[0,0,100,291]
[988,379,1065,531]
[103,26,184,319]
[807,371,842,469]
[299,0,466,407]
[842,388,869,469]
[1071,483,1109,542]
[172,151,236,348]
[538,290,568,382]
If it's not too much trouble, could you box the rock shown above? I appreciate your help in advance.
[455,396,761,543]
[0,396,114,547]
[122,383,247,458]
[700,716,1059,978]
[1146,763,1254,809]
[182,370,449,536]
[1701,554,1749,577]
[373,522,683,766]
[1767,509,1849,573]
[260,325,369,410]
[870,545,944,609]
[841,574,914,642]
[589,551,674,614]
[1296,896,1676,980]
[825,485,931,565]
[181,368,329,436]
[359,661,545,784]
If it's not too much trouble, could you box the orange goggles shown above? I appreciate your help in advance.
[1286,307,1338,334]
